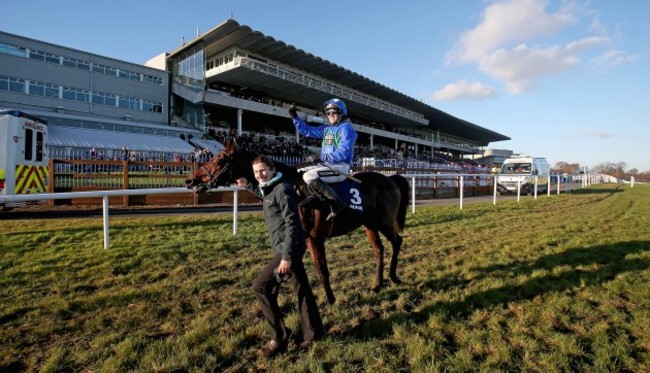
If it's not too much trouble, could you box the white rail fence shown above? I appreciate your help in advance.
[0,173,599,249]
[404,172,593,213]
[0,187,241,250]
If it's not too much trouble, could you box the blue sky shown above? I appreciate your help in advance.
[2,0,648,171]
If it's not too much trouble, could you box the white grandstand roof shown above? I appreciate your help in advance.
[48,126,197,154]
[189,137,224,154]
[168,19,510,145]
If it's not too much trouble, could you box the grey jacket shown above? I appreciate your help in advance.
[250,173,305,260]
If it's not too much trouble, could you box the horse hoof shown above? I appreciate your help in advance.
[326,295,336,305]
[390,277,402,285]
[370,286,381,294]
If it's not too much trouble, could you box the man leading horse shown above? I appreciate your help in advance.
[289,98,358,221]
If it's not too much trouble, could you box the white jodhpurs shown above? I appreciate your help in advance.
[299,162,350,184]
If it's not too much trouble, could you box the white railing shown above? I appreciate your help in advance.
[0,173,596,249]
[404,173,587,213]
[0,187,242,250]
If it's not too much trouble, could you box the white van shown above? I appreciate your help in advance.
[497,157,550,195]
[0,110,49,208]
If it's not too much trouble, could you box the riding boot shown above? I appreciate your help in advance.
[308,178,348,221]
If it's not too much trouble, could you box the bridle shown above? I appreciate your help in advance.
[199,153,233,188]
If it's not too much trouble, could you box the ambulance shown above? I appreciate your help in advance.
[0,110,49,208]
[496,156,550,195]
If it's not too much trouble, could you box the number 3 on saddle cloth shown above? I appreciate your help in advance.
[299,178,364,214]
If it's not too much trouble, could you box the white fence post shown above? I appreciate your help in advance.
[233,189,239,235]
[493,175,497,205]
[103,195,110,250]
[517,179,521,202]
[411,176,416,214]
[534,176,538,199]
[459,175,464,210]
[557,175,561,195]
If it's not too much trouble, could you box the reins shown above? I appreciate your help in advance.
[200,153,232,187]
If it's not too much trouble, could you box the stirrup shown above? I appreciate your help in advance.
[298,195,317,208]
[326,203,346,221]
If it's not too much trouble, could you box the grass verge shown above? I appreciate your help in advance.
[1,184,648,372]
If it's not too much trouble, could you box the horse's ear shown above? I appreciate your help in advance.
[224,138,237,155]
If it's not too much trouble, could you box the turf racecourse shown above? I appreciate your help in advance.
[1,184,648,372]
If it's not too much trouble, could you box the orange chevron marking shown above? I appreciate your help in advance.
[15,165,48,194]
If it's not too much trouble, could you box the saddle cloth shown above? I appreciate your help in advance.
[298,178,364,213]
[332,179,364,213]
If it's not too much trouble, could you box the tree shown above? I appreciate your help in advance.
[554,161,581,174]
[592,162,628,179]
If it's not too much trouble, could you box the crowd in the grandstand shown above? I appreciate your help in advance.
[53,128,489,173]
[210,130,310,159]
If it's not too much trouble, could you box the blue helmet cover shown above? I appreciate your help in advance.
[322,98,348,117]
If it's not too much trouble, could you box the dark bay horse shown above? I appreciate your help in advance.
[186,140,409,304]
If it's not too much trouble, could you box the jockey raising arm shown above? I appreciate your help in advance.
[289,98,358,221]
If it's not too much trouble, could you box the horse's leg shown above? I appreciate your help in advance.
[380,227,403,284]
[306,236,336,305]
[363,227,385,292]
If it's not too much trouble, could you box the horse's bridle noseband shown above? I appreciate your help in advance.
[199,152,233,187]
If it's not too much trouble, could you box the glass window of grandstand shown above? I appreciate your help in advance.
[0,43,27,57]
[45,83,59,98]
[45,52,60,64]
[77,89,89,103]
[92,92,116,106]
[29,49,45,61]
[25,128,34,161]
[142,75,163,85]
[142,100,163,113]
[29,81,45,96]
[62,87,89,103]
[0,75,9,91]
[172,42,205,89]
[9,77,25,93]
[118,69,141,81]
[93,63,117,76]
[62,57,76,68]
[119,96,140,110]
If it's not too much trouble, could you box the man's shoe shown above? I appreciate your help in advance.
[258,339,287,358]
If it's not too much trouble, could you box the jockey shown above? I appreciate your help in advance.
[289,98,358,221]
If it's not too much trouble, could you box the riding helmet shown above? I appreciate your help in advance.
[323,98,348,118]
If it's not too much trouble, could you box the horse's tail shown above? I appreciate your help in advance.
[389,174,409,232]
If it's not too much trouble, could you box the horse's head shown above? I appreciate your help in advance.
[186,140,239,194]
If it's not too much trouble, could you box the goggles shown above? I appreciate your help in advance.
[326,109,341,116]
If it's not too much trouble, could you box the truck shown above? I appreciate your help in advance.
[496,156,550,195]
[0,109,49,209]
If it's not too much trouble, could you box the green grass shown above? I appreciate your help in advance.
[1,184,649,372]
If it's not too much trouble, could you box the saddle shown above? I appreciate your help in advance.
[298,177,364,213]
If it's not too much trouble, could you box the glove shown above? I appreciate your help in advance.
[288,104,297,119]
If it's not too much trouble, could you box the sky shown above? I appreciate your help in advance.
[2,0,648,172]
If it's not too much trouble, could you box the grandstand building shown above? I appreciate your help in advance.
[0,30,205,161]
[1,19,509,165]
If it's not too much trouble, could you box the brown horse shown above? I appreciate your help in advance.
[186,140,409,304]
